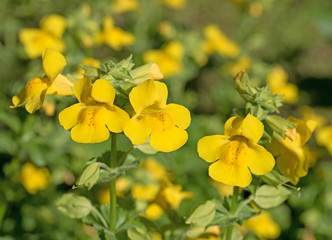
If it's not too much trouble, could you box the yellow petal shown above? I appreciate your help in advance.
[11,78,48,114]
[124,115,152,145]
[71,106,111,143]
[150,126,188,152]
[91,79,115,106]
[104,106,130,133]
[209,160,252,187]
[129,80,168,114]
[246,142,275,175]
[144,203,163,220]
[58,103,85,130]
[148,63,164,80]
[46,74,73,95]
[165,103,191,129]
[42,49,66,82]
[197,135,229,163]
[224,114,264,143]
[40,14,66,38]
[74,78,92,103]
[287,116,316,146]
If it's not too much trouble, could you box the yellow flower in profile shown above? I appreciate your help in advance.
[267,66,298,104]
[124,79,191,152]
[197,114,275,187]
[112,0,138,13]
[142,203,164,220]
[77,57,101,79]
[96,16,135,50]
[244,211,281,240]
[316,125,332,155]
[162,0,186,10]
[202,24,239,58]
[19,14,66,59]
[143,41,184,78]
[141,158,168,181]
[131,183,159,201]
[300,106,327,129]
[161,179,193,208]
[58,78,129,143]
[20,162,50,194]
[267,117,316,184]
[11,49,73,114]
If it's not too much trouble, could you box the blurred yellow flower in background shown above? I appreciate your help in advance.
[244,211,281,240]
[161,179,193,208]
[249,2,263,17]
[132,183,159,201]
[316,125,332,155]
[77,57,101,79]
[162,0,186,10]
[96,16,135,50]
[141,158,168,181]
[59,78,129,143]
[142,203,164,220]
[20,162,50,195]
[19,14,66,59]
[198,114,275,187]
[202,24,239,58]
[225,56,252,76]
[98,177,132,204]
[11,49,73,113]
[267,117,316,184]
[300,106,327,129]
[267,66,298,104]
[112,0,138,13]
[143,41,184,78]
[124,79,191,152]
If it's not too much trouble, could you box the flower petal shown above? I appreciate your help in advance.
[104,106,130,133]
[246,142,275,175]
[129,80,167,114]
[150,126,188,152]
[165,103,191,129]
[46,74,73,95]
[197,135,229,163]
[58,103,85,130]
[74,78,92,103]
[40,14,66,38]
[91,79,115,106]
[42,49,66,82]
[209,160,252,187]
[70,106,111,143]
[224,114,264,143]
[124,115,152,145]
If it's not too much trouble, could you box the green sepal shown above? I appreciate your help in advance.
[264,115,296,139]
[185,200,216,228]
[127,227,151,240]
[260,170,289,188]
[76,162,100,190]
[254,185,291,209]
[79,64,104,81]
[56,193,93,219]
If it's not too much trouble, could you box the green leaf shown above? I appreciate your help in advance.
[56,193,93,219]
[186,200,216,228]
[260,170,289,187]
[76,162,100,190]
[127,228,151,240]
[254,185,290,209]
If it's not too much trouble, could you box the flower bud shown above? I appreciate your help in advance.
[76,162,100,190]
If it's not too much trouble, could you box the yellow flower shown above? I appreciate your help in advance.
[197,114,275,187]
[141,158,168,181]
[77,57,101,79]
[131,183,159,201]
[316,125,332,155]
[249,2,263,17]
[300,106,327,128]
[225,56,252,76]
[11,49,73,114]
[58,78,129,143]
[96,16,135,50]
[202,24,239,58]
[19,14,66,59]
[266,117,316,184]
[161,179,193,208]
[267,66,298,104]
[124,79,191,152]
[98,177,131,204]
[20,162,50,194]
[244,211,281,240]
[143,41,184,78]
[162,0,186,10]
[112,0,138,13]
[142,203,164,220]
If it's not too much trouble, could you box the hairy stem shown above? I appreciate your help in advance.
[110,133,117,232]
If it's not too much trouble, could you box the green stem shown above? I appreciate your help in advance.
[110,133,117,232]
[225,186,240,240]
